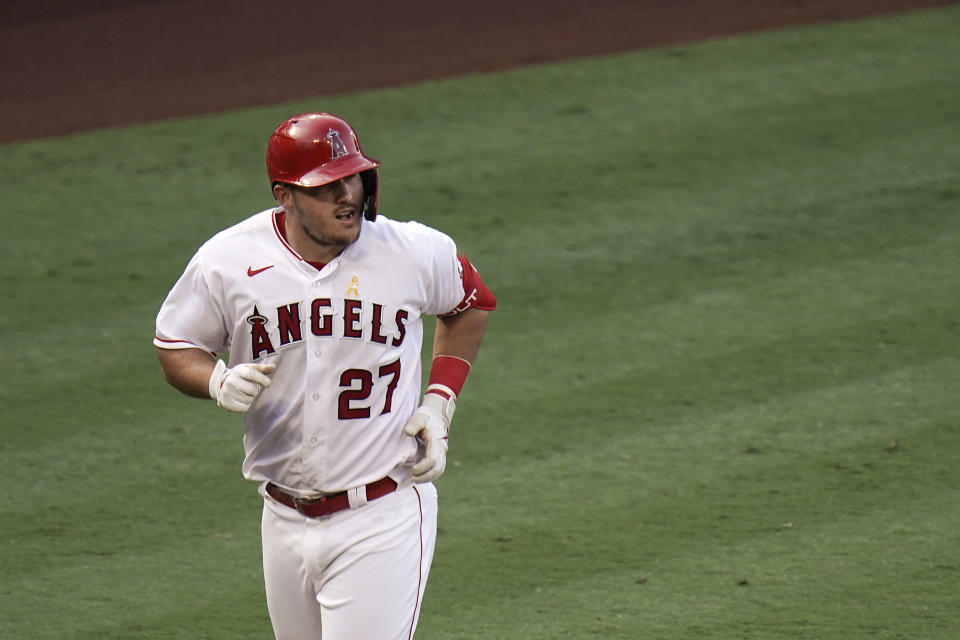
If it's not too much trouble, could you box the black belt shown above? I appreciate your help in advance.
[266,477,398,518]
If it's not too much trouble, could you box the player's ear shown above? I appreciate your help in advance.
[272,182,293,205]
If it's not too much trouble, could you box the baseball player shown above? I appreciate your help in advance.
[153,112,496,639]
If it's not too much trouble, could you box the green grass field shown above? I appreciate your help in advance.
[2,6,959,638]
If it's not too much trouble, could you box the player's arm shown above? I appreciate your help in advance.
[404,255,496,483]
[426,254,497,396]
[156,346,276,413]
[157,347,217,399]
[433,306,489,366]
[403,308,490,484]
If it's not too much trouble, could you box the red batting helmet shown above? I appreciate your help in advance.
[266,113,381,220]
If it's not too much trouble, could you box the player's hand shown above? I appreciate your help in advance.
[403,388,456,483]
[208,359,277,413]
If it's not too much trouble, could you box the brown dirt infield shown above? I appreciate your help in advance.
[0,0,954,143]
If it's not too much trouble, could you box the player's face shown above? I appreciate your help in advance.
[278,174,366,262]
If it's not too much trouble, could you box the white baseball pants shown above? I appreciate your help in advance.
[260,482,438,640]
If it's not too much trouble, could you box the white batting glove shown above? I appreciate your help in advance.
[403,385,456,483]
[208,359,277,413]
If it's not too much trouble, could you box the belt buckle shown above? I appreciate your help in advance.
[293,494,327,516]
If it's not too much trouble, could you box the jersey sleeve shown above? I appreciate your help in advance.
[416,225,496,316]
[154,250,229,354]
[420,229,465,317]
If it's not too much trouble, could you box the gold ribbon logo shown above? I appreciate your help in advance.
[346,275,360,297]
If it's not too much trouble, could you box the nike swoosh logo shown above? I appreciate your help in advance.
[247,265,275,277]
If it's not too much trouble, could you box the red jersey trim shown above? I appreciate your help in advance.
[272,209,304,261]
[154,336,197,347]
[407,486,425,640]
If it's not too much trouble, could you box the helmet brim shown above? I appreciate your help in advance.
[294,153,380,188]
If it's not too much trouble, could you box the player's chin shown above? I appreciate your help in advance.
[337,217,363,244]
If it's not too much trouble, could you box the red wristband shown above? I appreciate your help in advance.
[427,355,471,397]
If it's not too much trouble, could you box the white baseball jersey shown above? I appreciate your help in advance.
[154,207,465,493]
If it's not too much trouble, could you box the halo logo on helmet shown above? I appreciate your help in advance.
[266,113,381,220]
[327,129,349,159]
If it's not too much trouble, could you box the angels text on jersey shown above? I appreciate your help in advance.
[247,295,410,360]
